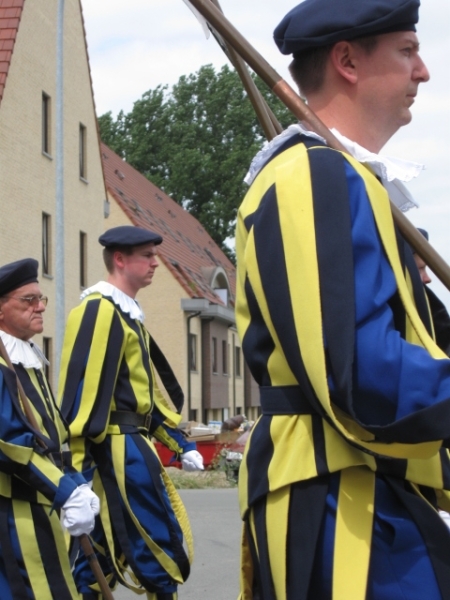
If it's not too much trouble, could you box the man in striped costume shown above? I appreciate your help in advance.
[0,258,99,599]
[235,0,450,598]
[58,226,203,600]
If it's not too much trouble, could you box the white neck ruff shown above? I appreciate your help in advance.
[244,123,423,212]
[0,330,48,369]
[80,281,144,322]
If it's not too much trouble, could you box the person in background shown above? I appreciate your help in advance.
[58,226,203,600]
[412,229,450,356]
[235,0,450,598]
[0,258,99,599]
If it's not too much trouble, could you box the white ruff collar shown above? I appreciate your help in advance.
[80,281,144,322]
[0,330,48,369]
[244,123,423,212]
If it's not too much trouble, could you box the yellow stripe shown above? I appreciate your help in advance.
[239,523,254,600]
[268,416,318,488]
[14,500,53,600]
[245,228,296,386]
[333,467,375,600]
[266,487,290,600]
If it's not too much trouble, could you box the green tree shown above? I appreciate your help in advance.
[98,64,293,258]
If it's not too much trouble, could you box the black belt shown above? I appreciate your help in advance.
[260,386,313,415]
[109,410,152,430]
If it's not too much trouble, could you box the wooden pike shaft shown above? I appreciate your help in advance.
[187,0,450,290]
[0,337,114,600]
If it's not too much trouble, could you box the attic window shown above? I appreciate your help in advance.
[115,169,125,180]
[156,194,163,202]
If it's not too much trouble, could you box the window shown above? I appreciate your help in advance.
[80,231,87,288]
[235,347,241,377]
[222,340,228,375]
[189,333,197,371]
[42,92,51,155]
[42,213,51,275]
[43,337,52,382]
[79,123,87,179]
[212,337,217,373]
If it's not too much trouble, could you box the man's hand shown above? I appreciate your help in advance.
[180,450,204,471]
[62,484,100,536]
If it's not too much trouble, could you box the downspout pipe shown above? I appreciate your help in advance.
[187,311,201,420]
[55,0,65,383]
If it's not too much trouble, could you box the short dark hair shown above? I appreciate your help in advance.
[103,246,135,274]
[289,35,379,97]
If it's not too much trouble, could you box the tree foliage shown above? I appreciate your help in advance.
[98,64,293,258]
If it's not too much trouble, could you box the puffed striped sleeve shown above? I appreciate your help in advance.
[58,295,125,448]
[0,364,77,508]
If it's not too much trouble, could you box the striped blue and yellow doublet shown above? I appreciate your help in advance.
[58,293,193,599]
[0,361,79,600]
[235,133,450,600]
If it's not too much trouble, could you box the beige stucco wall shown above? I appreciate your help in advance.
[0,0,106,385]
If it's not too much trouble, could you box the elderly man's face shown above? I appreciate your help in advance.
[0,282,46,341]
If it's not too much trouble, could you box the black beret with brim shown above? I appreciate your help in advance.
[99,226,163,248]
[0,258,39,297]
[274,0,420,55]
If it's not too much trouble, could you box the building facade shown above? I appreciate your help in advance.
[0,0,107,386]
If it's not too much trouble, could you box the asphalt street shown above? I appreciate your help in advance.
[114,488,241,600]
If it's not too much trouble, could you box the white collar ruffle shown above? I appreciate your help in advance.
[244,123,423,212]
[80,281,144,322]
[0,330,49,369]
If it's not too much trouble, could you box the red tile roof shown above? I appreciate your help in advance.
[0,0,24,105]
[101,142,236,306]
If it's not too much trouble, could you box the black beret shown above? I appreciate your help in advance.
[274,0,420,55]
[99,226,163,248]
[0,258,39,297]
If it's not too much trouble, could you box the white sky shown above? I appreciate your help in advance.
[81,0,450,306]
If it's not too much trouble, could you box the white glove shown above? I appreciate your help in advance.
[62,484,100,537]
[181,450,204,471]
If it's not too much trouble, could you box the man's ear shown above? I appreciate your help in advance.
[330,41,359,85]
[113,250,125,270]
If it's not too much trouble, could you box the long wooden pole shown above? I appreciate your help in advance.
[209,0,281,139]
[186,0,450,291]
[0,338,114,600]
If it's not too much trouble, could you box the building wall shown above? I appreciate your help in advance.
[0,0,106,386]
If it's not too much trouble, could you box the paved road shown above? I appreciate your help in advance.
[114,488,241,600]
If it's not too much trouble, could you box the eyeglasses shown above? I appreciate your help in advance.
[1,295,48,307]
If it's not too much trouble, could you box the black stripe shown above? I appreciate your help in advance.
[309,147,355,407]
[287,477,330,600]
[245,416,274,507]
[440,448,450,490]
[31,503,74,599]
[311,415,329,476]
[60,299,100,419]
[0,497,30,599]
[150,338,184,413]
[375,456,408,480]
[87,310,125,437]
[252,179,322,413]
[253,496,277,600]
[242,276,275,387]
[15,365,59,452]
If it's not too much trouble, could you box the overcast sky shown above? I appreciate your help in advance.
[81,0,450,305]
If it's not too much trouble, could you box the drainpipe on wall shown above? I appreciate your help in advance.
[55,0,65,382]
[186,311,201,420]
